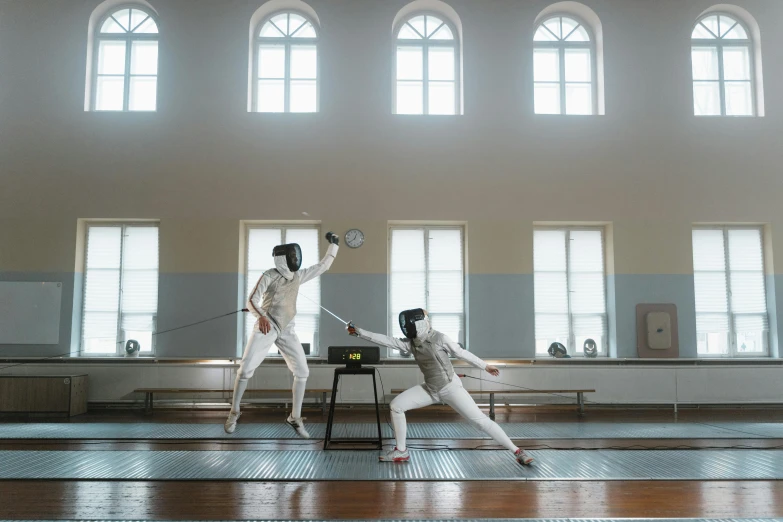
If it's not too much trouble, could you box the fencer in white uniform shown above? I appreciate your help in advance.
[225,234,339,436]
[348,309,533,465]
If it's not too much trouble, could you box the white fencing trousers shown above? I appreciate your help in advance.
[231,322,310,417]
[389,374,519,454]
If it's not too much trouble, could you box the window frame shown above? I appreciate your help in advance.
[693,225,769,358]
[392,11,461,115]
[534,226,608,357]
[80,221,160,357]
[243,223,322,355]
[533,13,597,116]
[691,12,756,117]
[92,5,159,112]
[252,9,320,113]
[386,224,466,354]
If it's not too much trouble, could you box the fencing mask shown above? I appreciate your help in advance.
[547,342,571,358]
[399,308,428,339]
[125,339,141,358]
[272,243,302,272]
[584,338,598,358]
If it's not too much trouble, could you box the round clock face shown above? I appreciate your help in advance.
[345,229,365,248]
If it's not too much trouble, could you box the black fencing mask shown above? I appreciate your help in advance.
[125,339,141,357]
[399,308,427,339]
[547,342,570,358]
[273,243,302,272]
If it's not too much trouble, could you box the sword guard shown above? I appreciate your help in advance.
[347,321,358,336]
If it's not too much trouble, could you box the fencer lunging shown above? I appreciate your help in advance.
[348,309,534,465]
[225,233,339,436]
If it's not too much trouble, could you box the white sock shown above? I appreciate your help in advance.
[231,378,248,413]
[292,376,307,419]
[391,408,407,452]
[480,419,518,453]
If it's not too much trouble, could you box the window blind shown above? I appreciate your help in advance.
[83,226,122,354]
[693,229,730,336]
[568,230,607,349]
[728,229,768,333]
[120,226,159,352]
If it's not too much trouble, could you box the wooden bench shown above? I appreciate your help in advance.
[134,388,333,414]
[391,388,595,418]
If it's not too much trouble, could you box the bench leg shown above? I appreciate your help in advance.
[145,392,152,415]
[577,392,585,416]
[322,392,327,416]
[489,393,495,421]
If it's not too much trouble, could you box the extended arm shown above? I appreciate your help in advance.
[299,243,339,284]
[351,326,411,355]
[441,336,488,371]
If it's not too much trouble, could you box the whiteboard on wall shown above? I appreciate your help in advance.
[0,282,62,344]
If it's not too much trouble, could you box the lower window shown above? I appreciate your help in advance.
[693,227,769,357]
[81,223,159,355]
[534,227,608,357]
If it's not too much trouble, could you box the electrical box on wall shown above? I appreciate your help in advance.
[636,304,679,358]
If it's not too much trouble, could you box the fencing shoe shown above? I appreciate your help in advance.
[286,415,311,438]
[224,410,241,434]
[516,448,534,466]
[379,447,410,462]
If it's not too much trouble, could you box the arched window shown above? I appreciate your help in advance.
[394,14,459,115]
[253,11,318,113]
[533,15,595,115]
[691,13,755,116]
[92,7,158,111]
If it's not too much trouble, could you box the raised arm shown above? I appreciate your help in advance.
[440,335,488,371]
[299,243,339,284]
[349,325,411,355]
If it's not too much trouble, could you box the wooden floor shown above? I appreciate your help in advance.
[2,407,783,520]
[2,480,783,519]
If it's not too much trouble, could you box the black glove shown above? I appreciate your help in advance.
[325,232,340,245]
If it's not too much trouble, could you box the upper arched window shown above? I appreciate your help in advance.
[394,14,459,115]
[93,7,158,111]
[533,15,595,115]
[691,13,755,116]
[252,11,319,113]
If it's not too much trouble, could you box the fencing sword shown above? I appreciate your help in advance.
[299,293,350,325]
